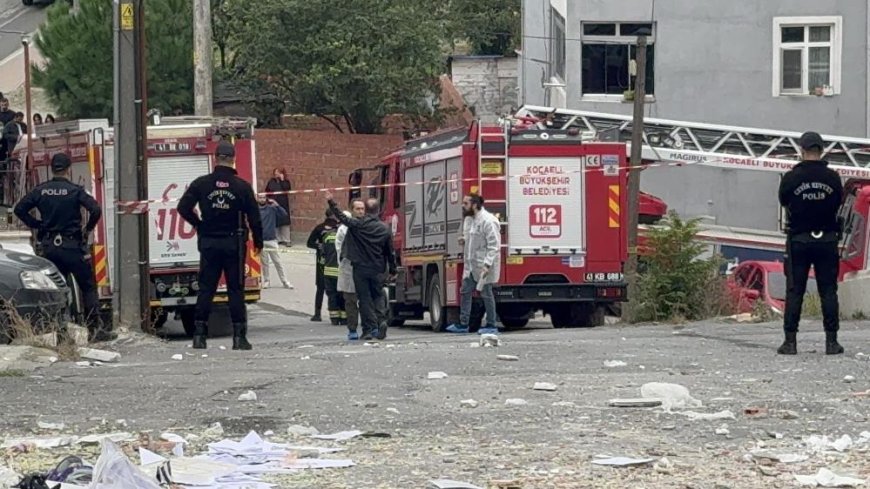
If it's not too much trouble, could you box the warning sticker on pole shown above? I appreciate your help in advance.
[121,3,134,30]
[507,157,585,252]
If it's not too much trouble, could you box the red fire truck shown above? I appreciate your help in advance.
[12,117,262,335]
[348,121,629,331]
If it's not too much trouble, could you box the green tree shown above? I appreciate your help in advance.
[225,0,445,134]
[448,0,521,56]
[33,0,194,120]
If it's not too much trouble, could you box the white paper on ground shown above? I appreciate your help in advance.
[311,430,364,441]
[79,432,133,445]
[91,441,162,489]
[677,410,736,421]
[592,457,655,467]
[429,479,485,489]
[794,467,865,487]
[1,436,77,449]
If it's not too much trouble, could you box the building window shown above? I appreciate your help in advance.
[772,16,842,96]
[550,8,566,80]
[581,22,655,96]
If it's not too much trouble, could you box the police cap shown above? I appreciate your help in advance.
[799,131,824,151]
[215,140,235,158]
[51,153,72,172]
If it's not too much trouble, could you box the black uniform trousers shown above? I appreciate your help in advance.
[353,265,387,336]
[314,263,325,314]
[42,241,99,330]
[324,275,346,324]
[784,234,840,333]
[195,236,246,324]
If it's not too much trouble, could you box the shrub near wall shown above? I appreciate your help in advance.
[634,212,733,323]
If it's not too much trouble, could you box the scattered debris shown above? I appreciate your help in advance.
[203,422,224,437]
[1,436,76,450]
[0,466,20,487]
[159,433,187,445]
[533,382,557,392]
[804,434,853,454]
[287,425,320,437]
[608,398,663,408]
[592,456,655,467]
[497,354,519,361]
[237,390,258,402]
[794,468,865,487]
[428,371,448,380]
[37,421,65,431]
[678,410,736,421]
[552,401,577,408]
[653,457,674,474]
[743,407,769,417]
[715,424,730,435]
[219,345,227,350]
[749,450,809,464]
[0,345,58,372]
[479,334,500,347]
[489,480,522,489]
[460,399,479,408]
[640,382,702,411]
[386,408,400,415]
[505,398,528,407]
[79,432,133,445]
[77,348,120,363]
[603,360,627,367]
[171,354,184,361]
[777,409,801,420]
[311,431,364,442]
[844,375,856,383]
[428,480,484,489]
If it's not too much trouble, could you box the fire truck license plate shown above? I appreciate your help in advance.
[586,272,624,282]
[529,205,562,238]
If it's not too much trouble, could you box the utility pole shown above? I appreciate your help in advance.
[623,34,647,323]
[193,0,213,116]
[115,0,150,332]
[22,36,33,173]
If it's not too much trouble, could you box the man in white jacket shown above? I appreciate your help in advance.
[336,200,366,340]
[446,193,501,335]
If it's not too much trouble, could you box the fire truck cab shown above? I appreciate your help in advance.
[349,120,630,331]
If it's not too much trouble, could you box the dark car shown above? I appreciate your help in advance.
[0,245,69,344]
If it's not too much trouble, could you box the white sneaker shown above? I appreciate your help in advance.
[263,281,271,289]
[283,282,294,289]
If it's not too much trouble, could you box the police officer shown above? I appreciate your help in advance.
[177,141,263,350]
[14,153,110,342]
[777,131,844,355]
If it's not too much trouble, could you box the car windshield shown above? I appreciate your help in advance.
[768,272,817,301]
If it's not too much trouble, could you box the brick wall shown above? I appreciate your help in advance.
[255,130,403,235]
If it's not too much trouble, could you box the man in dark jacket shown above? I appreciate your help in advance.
[325,192,396,340]
[777,131,844,356]
[265,168,292,246]
[306,211,338,322]
[3,112,26,156]
[177,141,263,350]
[258,196,292,288]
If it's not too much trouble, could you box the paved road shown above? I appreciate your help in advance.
[0,0,46,63]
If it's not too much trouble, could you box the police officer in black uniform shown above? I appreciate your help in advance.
[777,131,844,355]
[14,153,111,342]
[177,141,263,350]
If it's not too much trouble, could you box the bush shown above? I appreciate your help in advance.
[634,212,733,322]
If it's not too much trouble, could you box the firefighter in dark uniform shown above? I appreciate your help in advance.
[177,141,263,350]
[777,131,844,355]
[306,211,338,322]
[14,153,112,342]
[319,211,347,325]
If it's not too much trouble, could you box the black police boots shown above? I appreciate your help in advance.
[825,331,844,355]
[777,331,797,355]
[232,322,252,350]
[192,321,208,349]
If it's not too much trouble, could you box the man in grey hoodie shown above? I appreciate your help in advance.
[258,196,293,289]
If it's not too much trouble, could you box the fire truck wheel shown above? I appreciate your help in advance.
[427,274,445,332]
[549,306,573,328]
[552,303,605,328]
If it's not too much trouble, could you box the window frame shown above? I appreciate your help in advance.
[771,16,842,97]
[550,7,566,80]
[579,21,656,101]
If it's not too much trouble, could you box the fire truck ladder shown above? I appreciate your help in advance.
[514,105,870,176]
[475,120,510,210]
